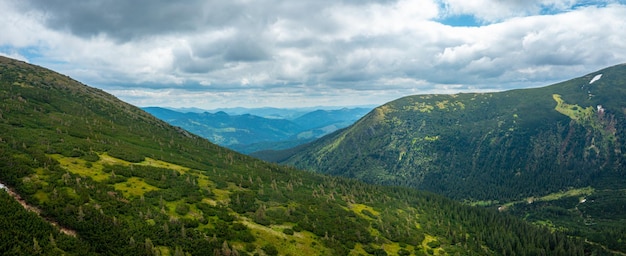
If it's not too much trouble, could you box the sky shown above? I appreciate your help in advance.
[1,0,625,109]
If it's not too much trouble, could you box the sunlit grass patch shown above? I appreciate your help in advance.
[241,219,330,256]
[349,243,368,255]
[186,203,204,219]
[195,173,213,189]
[59,186,79,200]
[34,190,49,203]
[420,234,444,255]
[113,177,158,198]
[138,158,189,173]
[99,153,190,174]
[538,187,594,201]
[34,167,48,178]
[349,203,380,220]
[424,135,439,141]
[98,153,133,166]
[201,198,218,206]
[552,94,594,121]
[534,219,568,232]
[493,187,595,211]
[25,167,49,187]
[51,154,109,181]
[154,246,170,256]
[382,242,414,256]
[464,199,499,207]
[212,188,231,203]
[404,102,434,113]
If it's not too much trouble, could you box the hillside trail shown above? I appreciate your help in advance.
[584,239,626,256]
[1,183,77,237]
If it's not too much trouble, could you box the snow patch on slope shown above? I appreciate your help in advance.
[589,74,602,84]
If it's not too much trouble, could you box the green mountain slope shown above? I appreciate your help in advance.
[263,64,626,253]
[272,64,626,200]
[0,57,602,255]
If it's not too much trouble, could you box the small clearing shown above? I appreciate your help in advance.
[552,94,594,121]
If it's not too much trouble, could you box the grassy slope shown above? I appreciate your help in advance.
[266,63,626,253]
[0,56,608,255]
[275,64,626,199]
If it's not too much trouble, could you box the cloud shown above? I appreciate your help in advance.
[431,4,626,85]
[439,0,615,23]
[17,0,243,41]
[1,0,625,108]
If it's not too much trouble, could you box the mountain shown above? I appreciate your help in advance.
[0,56,603,255]
[259,64,626,253]
[268,64,626,200]
[291,108,371,131]
[203,107,310,119]
[202,106,376,120]
[142,107,302,148]
[143,106,371,154]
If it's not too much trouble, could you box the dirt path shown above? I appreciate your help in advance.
[2,185,77,237]
[584,239,626,256]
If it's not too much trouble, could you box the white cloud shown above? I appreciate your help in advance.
[0,50,29,62]
[439,0,607,22]
[1,0,625,108]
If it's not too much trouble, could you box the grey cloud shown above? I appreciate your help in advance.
[5,0,626,109]
[173,29,273,74]
[20,0,352,42]
[223,35,272,62]
[174,54,222,74]
[21,0,243,41]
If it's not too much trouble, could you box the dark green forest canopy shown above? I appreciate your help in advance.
[273,64,626,202]
[261,63,626,254]
[0,56,617,255]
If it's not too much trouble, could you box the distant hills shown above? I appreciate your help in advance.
[143,106,371,153]
[2,55,603,254]
[258,63,626,253]
[183,106,375,119]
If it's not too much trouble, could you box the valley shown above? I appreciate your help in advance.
[1,56,610,255]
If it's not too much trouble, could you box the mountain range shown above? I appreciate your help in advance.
[187,106,374,119]
[142,106,371,154]
[1,56,605,254]
[257,63,626,253]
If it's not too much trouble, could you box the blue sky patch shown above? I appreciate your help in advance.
[438,14,482,27]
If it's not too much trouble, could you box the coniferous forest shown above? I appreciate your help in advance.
[259,63,626,254]
[0,57,621,255]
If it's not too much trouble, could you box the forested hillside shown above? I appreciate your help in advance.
[260,64,626,253]
[0,57,607,255]
[269,64,626,200]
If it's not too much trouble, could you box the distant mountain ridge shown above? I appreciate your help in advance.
[169,105,376,119]
[143,106,372,153]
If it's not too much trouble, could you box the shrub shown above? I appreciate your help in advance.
[262,244,278,256]
[175,203,190,215]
